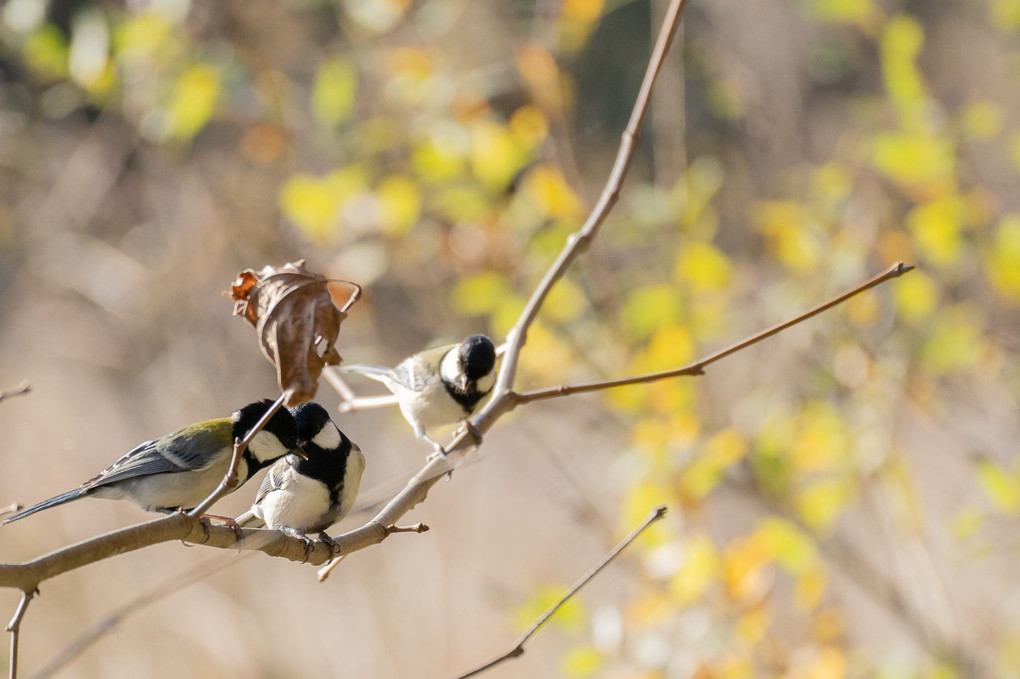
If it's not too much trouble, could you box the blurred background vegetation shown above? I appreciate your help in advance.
[0,0,1017,677]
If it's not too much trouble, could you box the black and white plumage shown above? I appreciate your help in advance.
[237,402,364,539]
[341,334,497,449]
[2,400,300,525]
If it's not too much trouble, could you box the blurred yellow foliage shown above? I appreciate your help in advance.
[510,106,550,149]
[991,0,1020,30]
[169,63,220,140]
[514,584,586,633]
[919,305,983,374]
[451,271,515,316]
[519,321,576,381]
[630,324,695,375]
[377,175,421,235]
[114,12,172,58]
[792,401,850,473]
[961,100,1004,140]
[985,215,1020,303]
[680,429,747,502]
[871,131,955,194]
[543,278,587,323]
[278,167,368,240]
[802,0,877,25]
[792,646,847,679]
[725,533,775,604]
[892,268,939,323]
[951,508,984,541]
[384,47,433,105]
[795,477,855,531]
[562,645,605,678]
[675,241,733,293]
[470,120,529,192]
[756,518,818,574]
[905,196,966,266]
[735,606,772,646]
[523,164,584,223]
[669,535,720,606]
[975,460,1020,515]
[621,285,685,342]
[881,15,926,121]
[23,25,69,79]
[412,127,467,182]
[312,56,357,127]
[794,564,828,609]
[754,201,822,273]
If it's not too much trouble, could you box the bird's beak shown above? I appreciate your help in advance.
[292,445,309,460]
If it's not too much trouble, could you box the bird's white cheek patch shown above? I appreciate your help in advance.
[312,423,342,450]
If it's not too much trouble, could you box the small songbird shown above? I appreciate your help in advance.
[237,402,365,542]
[341,334,497,449]
[2,400,301,524]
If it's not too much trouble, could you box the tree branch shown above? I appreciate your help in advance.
[453,506,668,679]
[6,591,32,679]
[479,0,691,419]
[188,391,291,518]
[514,262,914,404]
[0,383,30,406]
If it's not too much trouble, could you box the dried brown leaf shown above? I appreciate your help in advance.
[230,260,361,405]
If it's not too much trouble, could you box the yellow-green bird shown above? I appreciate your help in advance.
[3,400,301,524]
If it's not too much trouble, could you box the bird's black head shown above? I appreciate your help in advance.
[290,401,336,447]
[232,399,299,452]
[459,334,496,381]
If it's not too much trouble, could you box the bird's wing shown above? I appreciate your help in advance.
[339,364,396,383]
[83,419,233,490]
[253,457,293,505]
[397,345,455,392]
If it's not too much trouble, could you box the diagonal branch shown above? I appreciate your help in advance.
[188,391,291,518]
[483,0,690,415]
[514,262,914,404]
[453,506,668,679]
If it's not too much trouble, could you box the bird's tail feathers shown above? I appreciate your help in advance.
[339,364,395,384]
[234,509,264,528]
[1,487,89,525]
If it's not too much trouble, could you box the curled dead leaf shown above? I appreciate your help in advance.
[230,260,361,405]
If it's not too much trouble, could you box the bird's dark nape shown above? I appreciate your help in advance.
[233,400,299,449]
[459,334,496,380]
[290,401,332,442]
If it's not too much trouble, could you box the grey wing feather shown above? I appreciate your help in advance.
[84,426,228,490]
[254,459,289,506]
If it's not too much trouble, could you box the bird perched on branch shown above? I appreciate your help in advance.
[2,400,301,525]
[236,401,365,543]
[341,334,497,450]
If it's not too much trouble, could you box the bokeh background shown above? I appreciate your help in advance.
[0,0,1018,677]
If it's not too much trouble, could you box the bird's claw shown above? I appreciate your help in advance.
[317,532,338,554]
[283,527,314,563]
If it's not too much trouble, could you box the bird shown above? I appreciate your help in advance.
[236,401,365,544]
[2,400,301,525]
[340,334,497,450]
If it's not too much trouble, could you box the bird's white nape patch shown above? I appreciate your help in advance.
[439,347,462,385]
[312,422,342,450]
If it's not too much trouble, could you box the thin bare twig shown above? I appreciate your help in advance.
[317,522,430,582]
[188,391,291,518]
[0,384,30,406]
[480,0,691,420]
[7,591,33,679]
[0,505,22,522]
[454,506,668,679]
[33,553,257,679]
[514,262,915,404]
